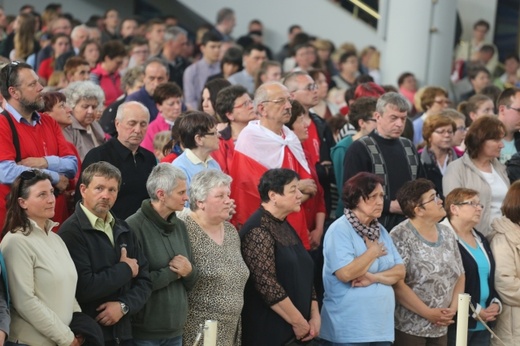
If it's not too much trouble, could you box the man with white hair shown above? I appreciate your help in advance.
[78,101,157,219]
[54,24,90,71]
[230,81,316,249]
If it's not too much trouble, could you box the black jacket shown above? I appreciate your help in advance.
[506,151,520,183]
[420,147,460,198]
[59,202,152,342]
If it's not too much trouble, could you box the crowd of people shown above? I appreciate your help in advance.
[0,2,519,346]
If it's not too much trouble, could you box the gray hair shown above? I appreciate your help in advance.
[146,163,187,201]
[144,57,169,76]
[71,24,89,40]
[216,8,234,24]
[189,170,232,211]
[253,81,287,110]
[282,71,310,92]
[164,26,187,42]
[63,81,105,109]
[375,92,411,114]
[116,101,150,122]
[121,66,144,91]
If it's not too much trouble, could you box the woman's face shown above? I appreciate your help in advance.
[263,66,282,83]
[417,189,446,220]
[354,183,384,221]
[199,126,220,151]
[48,100,73,127]
[429,125,454,151]
[202,88,214,116]
[450,195,482,227]
[272,178,303,215]
[163,179,188,212]
[73,98,99,127]
[158,96,182,122]
[315,72,328,100]
[429,94,450,114]
[291,114,310,142]
[199,185,232,222]
[18,179,55,225]
[452,119,466,146]
[53,37,70,57]
[475,100,495,117]
[83,43,100,65]
[479,138,504,160]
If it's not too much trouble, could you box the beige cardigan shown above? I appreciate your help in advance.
[0,219,80,346]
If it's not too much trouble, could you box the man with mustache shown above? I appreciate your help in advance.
[0,61,77,227]
[77,101,157,219]
[230,81,316,249]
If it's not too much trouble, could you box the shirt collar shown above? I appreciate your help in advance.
[5,102,41,125]
[80,203,115,229]
[185,148,214,167]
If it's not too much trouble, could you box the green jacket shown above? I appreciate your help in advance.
[126,200,199,339]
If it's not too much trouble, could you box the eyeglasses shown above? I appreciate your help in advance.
[456,126,467,132]
[233,99,253,109]
[202,131,219,137]
[455,201,484,209]
[261,98,292,106]
[294,83,318,92]
[507,105,520,113]
[4,61,20,89]
[418,193,441,207]
[433,129,454,136]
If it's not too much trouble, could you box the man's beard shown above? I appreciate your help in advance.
[19,95,44,114]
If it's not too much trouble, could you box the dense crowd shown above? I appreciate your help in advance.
[0,2,518,346]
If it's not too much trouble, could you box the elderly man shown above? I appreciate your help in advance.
[343,92,425,231]
[60,161,152,345]
[157,26,190,89]
[126,58,169,122]
[227,43,267,94]
[230,81,316,248]
[78,101,157,219]
[0,61,77,226]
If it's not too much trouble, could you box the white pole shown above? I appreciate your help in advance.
[456,293,471,346]
[203,320,218,346]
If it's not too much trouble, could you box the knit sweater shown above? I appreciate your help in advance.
[126,200,199,339]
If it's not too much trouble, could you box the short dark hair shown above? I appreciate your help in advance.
[342,172,384,210]
[81,161,122,188]
[397,72,414,87]
[397,178,436,218]
[502,181,520,224]
[480,44,495,55]
[465,115,506,159]
[202,78,231,121]
[216,8,234,24]
[497,87,520,107]
[42,91,66,112]
[177,111,218,149]
[348,97,378,131]
[221,46,243,70]
[215,85,248,124]
[288,25,301,34]
[473,19,490,31]
[286,100,305,129]
[153,82,183,105]
[467,64,490,80]
[2,170,52,237]
[244,43,266,55]
[339,51,358,65]
[101,40,127,60]
[504,53,520,63]
[201,31,222,46]
[258,168,300,203]
[0,61,33,99]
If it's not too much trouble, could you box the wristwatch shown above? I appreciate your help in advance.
[120,302,129,315]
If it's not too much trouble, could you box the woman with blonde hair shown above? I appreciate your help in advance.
[11,12,39,61]
[457,94,494,127]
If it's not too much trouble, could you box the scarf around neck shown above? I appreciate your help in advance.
[345,208,380,241]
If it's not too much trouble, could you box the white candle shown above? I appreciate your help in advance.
[456,293,471,346]
[203,319,218,346]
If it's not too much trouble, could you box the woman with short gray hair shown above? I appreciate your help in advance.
[178,169,249,346]
[126,163,199,345]
[62,81,106,160]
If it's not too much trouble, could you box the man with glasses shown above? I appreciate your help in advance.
[284,71,335,215]
[77,101,156,220]
[228,43,267,94]
[497,87,520,163]
[0,61,78,226]
[343,92,425,231]
[230,81,317,249]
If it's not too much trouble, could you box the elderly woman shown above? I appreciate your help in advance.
[420,114,459,197]
[141,82,184,152]
[0,171,93,345]
[489,181,520,345]
[391,178,465,345]
[442,188,501,346]
[240,168,320,345]
[179,170,249,346]
[62,80,106,161]
[320,172,404,345]
[172,111,221,187]
[126,164,199,345]
[443,115,510,238]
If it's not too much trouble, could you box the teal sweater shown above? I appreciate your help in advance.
[126,200,199,339]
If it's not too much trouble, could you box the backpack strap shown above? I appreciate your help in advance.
[1,110,21,163]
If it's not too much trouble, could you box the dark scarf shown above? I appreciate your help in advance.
[344,208,380,241]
